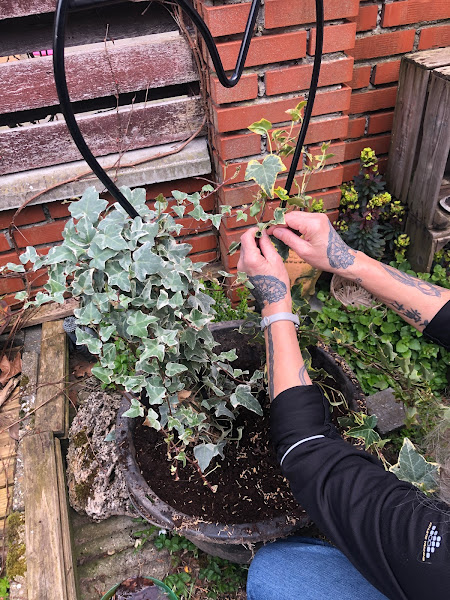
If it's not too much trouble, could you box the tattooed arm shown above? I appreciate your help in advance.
[269,213,450,332]
[238,229,312,401]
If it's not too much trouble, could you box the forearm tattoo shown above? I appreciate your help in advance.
[248,275,287,308]
[388,301,429,328]
[267,325,275,401]
[327,221,356,270]
[381,264,442,297]
[298,365,309,385]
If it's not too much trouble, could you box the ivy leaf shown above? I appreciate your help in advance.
[69,188,107,222]
[346,414,381,449]
[228,241,241,255]
[91,366,111,385]
[72,269,95,296]
[45,245,77,264]
[230,384,263,415]
[245,154,287,197]
[122,396,145,419]
[389,438,439,492]
[139,338,165,363]
[273,187,289,201]
[188,204,208,221]
[144,407,161,431]
[166,363,188,377]
[96,223,129,252]
[87,243,118,270]
[74,302,102,325]
[126,311,158,338]
[270,235,290,261]
[75,328,102,355]
[194,443,224,472]
[133,242,164,281]
[248,118,272,136]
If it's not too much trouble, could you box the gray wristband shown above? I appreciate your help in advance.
[260,312,300,331]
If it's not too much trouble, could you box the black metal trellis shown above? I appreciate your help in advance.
[53,0,324,218]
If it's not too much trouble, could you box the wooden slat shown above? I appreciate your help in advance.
[0,461,15,489]
[0,486,11,516]
[385,59,430,201]
[0,0,56,20]
[23,432,67,600]
[406,47,450,70]
[0,3,175,55]
[55,438,78,599]
[0,96,204,175]
[0,434,16,460]
[408,67,450,227]
[0,32,198,115]
[5,298,79,333]
[35,320,68,437]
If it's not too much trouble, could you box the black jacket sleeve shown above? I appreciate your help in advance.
[271,303,450,600]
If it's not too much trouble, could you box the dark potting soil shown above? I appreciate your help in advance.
[133,395,307,525]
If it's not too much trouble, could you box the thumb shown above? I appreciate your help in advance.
[272,227,311,258]
[258,230,281,261]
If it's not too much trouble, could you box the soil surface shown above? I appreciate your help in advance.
[134,394,306,524]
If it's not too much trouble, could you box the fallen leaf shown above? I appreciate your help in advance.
[177,389,192,402]
[8,422,20,441]
[0,300,11,336]
[0,353,22,385]
[72,359,94,378]
[0,376,19,408]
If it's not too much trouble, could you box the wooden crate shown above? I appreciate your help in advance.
[386,48,450,272]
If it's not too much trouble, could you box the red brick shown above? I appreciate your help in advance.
[0,205,47,230]
[382,1,449,27]
[308,22,356,55]
[348,117,366,139]
[349,86,398,114]
[307,142,346,166]
[344,134,391,161]
[218,165,344,207]
[0,275,24,295]
[28,268,48,289]
[304,116,349,143]
[213,31,307,72]
[350,4,379,32]
[210,74,259,105]
[310,188,342,211]
[219,236,240,271]
[372,60,401,85]
[213,131,262,161]
[185,232,218,255]
[13,220,67,248]
[0,251,21,268]
[47,202,71,219]
[0,234,10,253]
[145,178,210,201]
[213,87,351,133]
[368,112,394,135]
[202,2,253,37]
[191,250,219,264]
[265,57,354,96]
[349,30,415,60]
[265,0,359,29]
[2,293,26,307]
[350,65,371,89]
[177,218,212,237]
[418,24,450,50]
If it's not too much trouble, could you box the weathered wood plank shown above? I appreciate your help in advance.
[0,461,15,489]
[55,438,78,599]
[386,59,430,201]
[408,67,450,227]
[5,298,79,333]
[404,47,450,70]
[0,32,198,115]
[0,96,204,175]
[0,0,56,20]
[0,486,11,516]
[23,432,67,600]
[0,3,175,55]
[35,320,68,437]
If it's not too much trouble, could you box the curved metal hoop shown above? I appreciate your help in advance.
[53,0,323,217]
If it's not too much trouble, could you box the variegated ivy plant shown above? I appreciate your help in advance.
[3,186,264,477]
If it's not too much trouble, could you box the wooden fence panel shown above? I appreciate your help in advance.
[0,96,204,175]
[0,32,198,114]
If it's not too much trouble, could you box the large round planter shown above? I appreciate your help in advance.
[116,321,366,563]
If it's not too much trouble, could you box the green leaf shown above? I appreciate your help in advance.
[74,303,102,325]
[230,384,263,415]
[91,366,111,385]
[144,407,161,431]
[247,118,272,136]
[273,187,289,201]
[166,363,188,377]
[194,443,223,472]
[228,241,241,255]
[126,311,158,338]
[269,235,290,261]
[69,188,107,222]
[75,328,102,355]
[188,204,209,221]
[346,414,381,449]
[138,338,165,363]
[132,242,164,281]
[245,154,287,198]
[72,269,95,296]
[389,438,439,491]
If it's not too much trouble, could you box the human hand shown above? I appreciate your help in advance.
[268,212,357,275]
[237,228,292,316]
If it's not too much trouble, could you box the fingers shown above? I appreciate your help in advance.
[258,230,282,262]
[272,227,311,257]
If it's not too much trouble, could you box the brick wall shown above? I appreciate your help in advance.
[1,0,449,304]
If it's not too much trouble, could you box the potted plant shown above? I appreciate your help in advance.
[2,104,366,561]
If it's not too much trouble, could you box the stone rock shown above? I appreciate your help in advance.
[66,390,137,520]
[365,387,406,435]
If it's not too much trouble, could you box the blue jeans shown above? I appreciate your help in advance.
[247,537,389,600]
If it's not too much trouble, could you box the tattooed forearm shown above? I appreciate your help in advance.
[249,275,287,308]
[387,301,429,327]
[267,325,275,401]
[298,365,309,385]
[381,264,442,297]
[327,221,356,270]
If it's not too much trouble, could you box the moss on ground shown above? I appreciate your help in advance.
[6,512,26,580]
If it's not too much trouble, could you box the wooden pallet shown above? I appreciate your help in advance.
[0,386,20,538]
